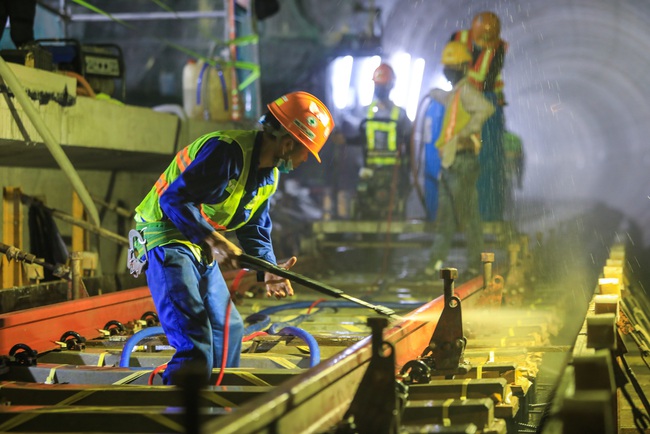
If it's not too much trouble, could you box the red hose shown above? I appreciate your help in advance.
[216,269,248,386]
[148,363,168,385]
[306,298,326,314]
[242,331,268,342]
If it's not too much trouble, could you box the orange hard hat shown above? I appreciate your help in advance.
[471,11,501,47]
[267,91,334,163]
[372,63,395,86]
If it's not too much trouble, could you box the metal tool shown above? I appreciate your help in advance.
[127,229,148,278]
[238,254,403,320]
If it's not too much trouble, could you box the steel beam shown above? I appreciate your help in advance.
[0,287,155,356]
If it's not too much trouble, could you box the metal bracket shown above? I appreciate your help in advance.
[401,268,469,383]
[7,344,38,366]
[335,317,407,434]
[127,229,147,278]
[57,331,87,351]
[424,268,469,377]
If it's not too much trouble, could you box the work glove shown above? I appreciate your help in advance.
[359,167,374,179]
[204,231,242,270]
[264,256,297,299]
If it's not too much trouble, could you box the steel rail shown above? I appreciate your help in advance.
[203,275,485,434]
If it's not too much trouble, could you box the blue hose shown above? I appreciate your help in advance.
[196,62,209,105]
[243,313,271,335]
[196,62,229,111]
[267,314,312,334]
[119,326,165,368]
[274,326,320,368]
[251,300,424,368]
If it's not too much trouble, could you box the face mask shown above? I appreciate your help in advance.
[277,157,294,173]
[443,67,464,85]
[374,86,391,101]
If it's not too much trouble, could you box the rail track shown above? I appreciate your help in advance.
[0,234,647,433]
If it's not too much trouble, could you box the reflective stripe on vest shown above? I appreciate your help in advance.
[456,30,500,92]
[134,130,279,235]
[435,85,471,150]
[365,102,400,166]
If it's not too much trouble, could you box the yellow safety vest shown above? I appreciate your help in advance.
[134,130,279,251]
[365,101,401,166]
[436,88,471,150]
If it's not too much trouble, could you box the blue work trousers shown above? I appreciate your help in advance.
[145,244,244,386]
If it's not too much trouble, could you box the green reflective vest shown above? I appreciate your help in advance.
[134,130,279,252]
[365,101,401,166]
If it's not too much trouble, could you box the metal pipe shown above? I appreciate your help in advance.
[0,56,101,226]
[69,251,82,299]
[482,252,495,289]
[49,208,128,246]
[69,11,227,22]
[441,268,457,303]
[239,254,401,320]
[0,242,70,280]
[91,195,134,219]
[21,194,128,246]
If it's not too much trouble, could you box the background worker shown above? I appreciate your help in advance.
[451,11,508,222]
[421,93,445,221]
[132,91,334,386]
[356,63,412,220]
[425,41,495,277]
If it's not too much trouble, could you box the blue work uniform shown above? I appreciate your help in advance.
[134,131,278,385]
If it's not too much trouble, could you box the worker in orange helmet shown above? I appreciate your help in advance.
[451,11,508,222]
[131,91,334,385]
[357,62,412,220]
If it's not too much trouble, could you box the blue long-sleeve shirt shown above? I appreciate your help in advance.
[158,132,278,265]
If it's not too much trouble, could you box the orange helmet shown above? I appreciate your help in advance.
[471,11,501,48]
[372,63,395,86]
[267,91,334,163]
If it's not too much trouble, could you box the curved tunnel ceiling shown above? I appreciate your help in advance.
[380,0,650,249]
